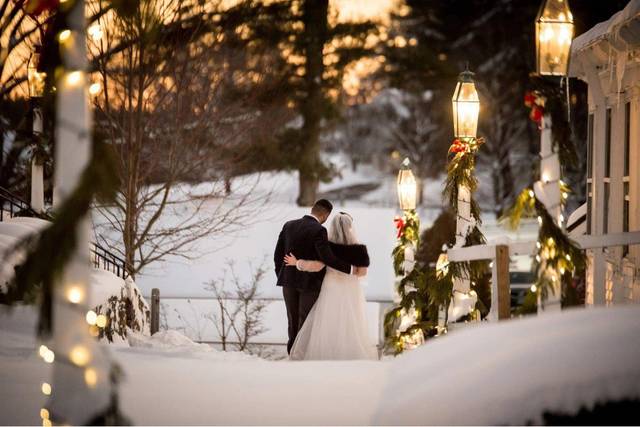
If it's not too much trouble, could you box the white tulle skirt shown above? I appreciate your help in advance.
[290,268,378,361]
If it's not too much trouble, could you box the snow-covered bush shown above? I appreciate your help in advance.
[92,274,150,343]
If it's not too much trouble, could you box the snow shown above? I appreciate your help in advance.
[570,0,640,53]
[2,304,640,425]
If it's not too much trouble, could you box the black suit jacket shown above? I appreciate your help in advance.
[274,215,352,291]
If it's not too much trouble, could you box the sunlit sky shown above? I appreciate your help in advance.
[332,0,400,23]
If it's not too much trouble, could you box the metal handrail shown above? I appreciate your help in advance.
[0,186,42,221]
[0,185,130,279]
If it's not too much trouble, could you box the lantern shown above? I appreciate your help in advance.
[536,0,574,76]
[451,69,480,139]
[28,45,46,98]
[397,158,417,211]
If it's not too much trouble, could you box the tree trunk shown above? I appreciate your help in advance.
[297,0,328,207]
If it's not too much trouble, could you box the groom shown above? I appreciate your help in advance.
[274,199,364,354]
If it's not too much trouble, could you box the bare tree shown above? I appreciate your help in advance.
[391,92,448,206]
[204,260,268,352]
[90,0,290,278]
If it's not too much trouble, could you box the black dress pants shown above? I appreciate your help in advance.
[283,286,320,354]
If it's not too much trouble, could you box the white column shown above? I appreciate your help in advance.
[30,106,45,213]
[47,1,110,423]
[453,184,472,294]
[536,115,561,313]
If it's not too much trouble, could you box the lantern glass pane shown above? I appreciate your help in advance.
[397,169,417,211]
[452,81,479,138]
[536,0,574,76]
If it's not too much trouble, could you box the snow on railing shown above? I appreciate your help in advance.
[0,185,131,280]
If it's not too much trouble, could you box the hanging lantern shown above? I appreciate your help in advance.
[28,45,46,98]
[451,68,480,139]
[397,158,417,211]
[536,0,574,76]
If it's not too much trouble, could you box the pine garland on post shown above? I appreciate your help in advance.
[440,136,487,328]
[384,160,425,354]
[503,80,586,309]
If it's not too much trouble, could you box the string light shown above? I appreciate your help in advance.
[58,29,72,43]
[41,382,52,395]
[528,189,535,198]
[530,284,537,293]
[65,71,84,88]
[84,368,98,388]
[537,216,543,225]
[96,314,107,328]
[42,419,52,427]
[38,345,49,358]
[40,408,49,420]
[565,254,571,261]
[69,345,90,367]
[88,24,103,41]
[86,310,97,325]
[89,82,102,96]
[66,285,84,304]
[562,192,568,199]
[43,349,55,364]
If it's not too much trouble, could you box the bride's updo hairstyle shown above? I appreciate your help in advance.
[328,211,358,245]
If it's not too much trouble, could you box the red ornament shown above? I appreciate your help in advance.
[394,216,405,239]
[524,92,536,108]
[530,106,543,124]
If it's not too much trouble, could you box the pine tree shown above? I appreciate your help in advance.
[217,0,376,206]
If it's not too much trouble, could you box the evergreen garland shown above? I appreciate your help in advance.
[384,137,489,354]
[504,188,586,301]
[525,76,577,168]
[384,209,426,354]
[442,137,488,319]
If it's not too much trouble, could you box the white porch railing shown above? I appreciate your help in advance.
[448,231,640,321]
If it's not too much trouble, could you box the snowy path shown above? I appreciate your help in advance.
[2,305,640,425]
[116,347,387,425]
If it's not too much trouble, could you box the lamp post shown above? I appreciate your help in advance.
[391,158,423,351]
[450,68,480,294]
[533,0,574,313]
[28,45,46,213]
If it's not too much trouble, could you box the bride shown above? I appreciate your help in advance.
[283,211,378,361]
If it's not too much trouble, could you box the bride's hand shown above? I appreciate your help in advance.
[284,253,298,266]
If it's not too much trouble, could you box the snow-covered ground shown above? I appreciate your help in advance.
[2,304,639,425]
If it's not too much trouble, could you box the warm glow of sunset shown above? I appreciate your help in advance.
[331,0,401,23]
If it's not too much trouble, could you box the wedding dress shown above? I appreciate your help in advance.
[289,213,378,361]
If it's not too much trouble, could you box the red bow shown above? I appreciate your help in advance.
[524,91,536,108]
[524,91,545,126]
[394,216,405,238]
[449,138,467,154]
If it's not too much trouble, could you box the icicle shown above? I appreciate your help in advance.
[616,46,627,107]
